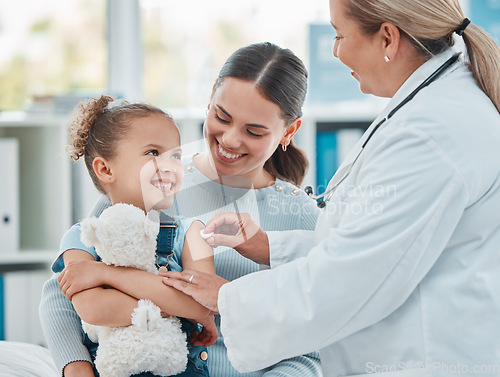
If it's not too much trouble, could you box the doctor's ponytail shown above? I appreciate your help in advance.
[460,23,500,113]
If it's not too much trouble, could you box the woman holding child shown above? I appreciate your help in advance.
[39,42,323,377]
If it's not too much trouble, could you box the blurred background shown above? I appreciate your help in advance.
[0,0,498,346]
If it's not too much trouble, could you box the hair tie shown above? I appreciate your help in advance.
[105,98,127,111]
[454,18,471,36]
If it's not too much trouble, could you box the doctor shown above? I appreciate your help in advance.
[162,0,500,376]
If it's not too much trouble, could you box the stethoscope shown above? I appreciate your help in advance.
[305,52,462,208]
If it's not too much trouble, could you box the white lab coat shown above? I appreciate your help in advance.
[218,49,500,377]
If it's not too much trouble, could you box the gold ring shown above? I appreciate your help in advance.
[188,274,195,284]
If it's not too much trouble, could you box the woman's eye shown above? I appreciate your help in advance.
[247,129,263,138]
[146,150,159,156]
[215,113,230,124]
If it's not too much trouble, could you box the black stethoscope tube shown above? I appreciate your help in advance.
[306,52,462,208]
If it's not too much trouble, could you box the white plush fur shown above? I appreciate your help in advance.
[80,203,188,377]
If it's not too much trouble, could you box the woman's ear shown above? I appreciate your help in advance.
[380,22,401,62]
[281,118,302,146]
[209,83,217,100]
[93,157,115,184]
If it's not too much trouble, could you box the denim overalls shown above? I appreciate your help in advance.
[84,214,210,377]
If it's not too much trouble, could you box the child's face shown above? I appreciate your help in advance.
[107,114,183,212]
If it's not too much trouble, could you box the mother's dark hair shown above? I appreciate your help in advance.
[214,42,309,186]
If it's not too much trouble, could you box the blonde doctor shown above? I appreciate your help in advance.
[162,0,500,376]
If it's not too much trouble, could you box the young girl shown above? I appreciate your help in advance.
[49,95,216,377]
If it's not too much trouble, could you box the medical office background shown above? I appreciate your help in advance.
[0,0,498,346]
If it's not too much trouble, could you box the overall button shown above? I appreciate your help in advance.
[199,351,208,361]
[275,184,283,192]
[186,165,194,172]
[291,188,299,196]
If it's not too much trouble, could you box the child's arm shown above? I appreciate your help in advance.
[59,234,214,321]
[63,361,96,377]
[62,248,140,327]
[180,220,216,275]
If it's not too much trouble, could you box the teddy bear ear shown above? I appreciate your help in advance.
[80,217,100,248]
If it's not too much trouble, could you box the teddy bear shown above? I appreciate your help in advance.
[79,203,188,377]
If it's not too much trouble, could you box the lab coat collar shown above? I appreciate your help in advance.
[356,48,461,149]
[381,48,460,119]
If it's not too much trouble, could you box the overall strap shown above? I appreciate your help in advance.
[156,212,178,255]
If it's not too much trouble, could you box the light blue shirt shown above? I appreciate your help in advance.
[51,217,195,273]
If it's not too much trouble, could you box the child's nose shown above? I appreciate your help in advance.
[157,156,177,174]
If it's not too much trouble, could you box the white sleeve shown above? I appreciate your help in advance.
[268,229,316,268]
[218,127,468,372]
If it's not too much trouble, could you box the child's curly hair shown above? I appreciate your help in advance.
[67,95,172,194]
[67,95,115,162]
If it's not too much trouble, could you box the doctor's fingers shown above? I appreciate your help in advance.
[204,211,249,234]
[161,270,227,313]
[208,232,246,249]
[205,212,261,247]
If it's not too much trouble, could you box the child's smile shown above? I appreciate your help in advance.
[106,113,184,212]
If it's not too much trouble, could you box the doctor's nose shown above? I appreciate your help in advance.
[333,40,339,59]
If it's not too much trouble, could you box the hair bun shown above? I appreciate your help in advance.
[67,95,114,161]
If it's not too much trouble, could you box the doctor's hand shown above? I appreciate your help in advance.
[203,211,270,266]
[160,269,229,314]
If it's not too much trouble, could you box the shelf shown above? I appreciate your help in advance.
[0,111,68,128]
[0,114,71,252]
[0,251,56,273]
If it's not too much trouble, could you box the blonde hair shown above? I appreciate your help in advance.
[344,0,500,113]
[67,95,172,193]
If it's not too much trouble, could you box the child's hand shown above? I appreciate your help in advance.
[58,260,106,300]
[190,314,218,347]
[63,360,95,377]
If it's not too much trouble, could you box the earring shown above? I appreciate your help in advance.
[384,56,390,63]
[281,143,287,152]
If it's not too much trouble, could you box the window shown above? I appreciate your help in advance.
[0,0,106,111]
[140,0,330,109]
